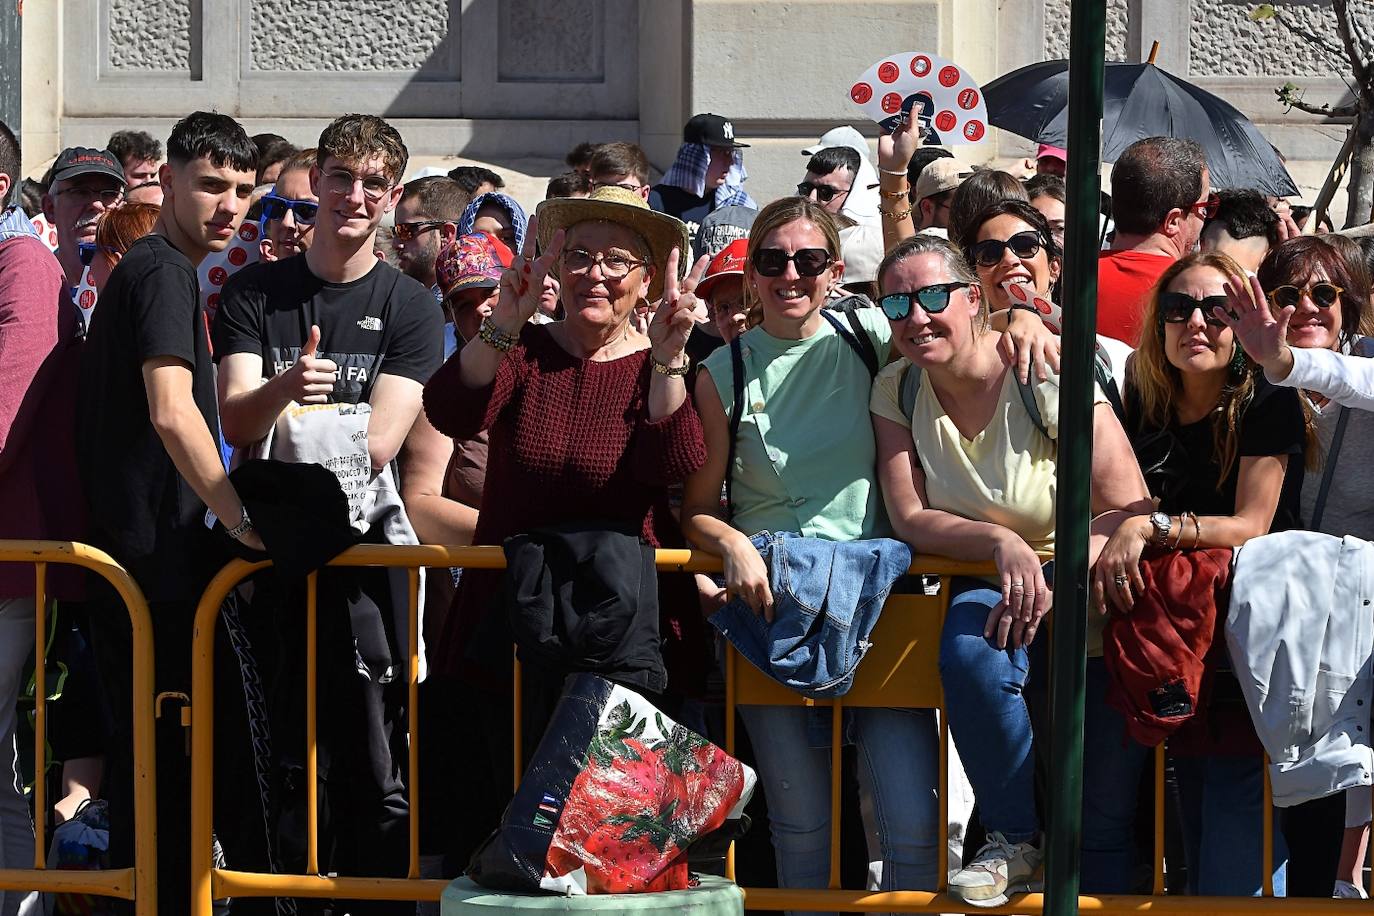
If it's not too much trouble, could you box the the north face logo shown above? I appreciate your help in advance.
[357,316,382,331]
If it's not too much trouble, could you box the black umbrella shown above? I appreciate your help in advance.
[983,59,1298,197]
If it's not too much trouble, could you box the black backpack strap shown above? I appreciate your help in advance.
[1311,406,1351,531]
[820,309,879,379]
[724,337,746,520]
[1014,376,1052,440]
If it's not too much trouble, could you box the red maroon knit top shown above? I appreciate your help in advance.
[421,324,707,679]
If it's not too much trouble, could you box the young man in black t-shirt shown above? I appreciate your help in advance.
[212,114,442,906]
[76,110,260,914]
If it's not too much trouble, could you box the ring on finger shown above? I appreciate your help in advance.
[1114,575,1129,588]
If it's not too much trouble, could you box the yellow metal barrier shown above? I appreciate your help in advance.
[0,541,157,915]
[187,545,1371,915]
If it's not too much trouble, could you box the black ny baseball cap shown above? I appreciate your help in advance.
[683,113,749,149]
[52,147,127,186]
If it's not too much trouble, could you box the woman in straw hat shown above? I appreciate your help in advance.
[421,186,710,838]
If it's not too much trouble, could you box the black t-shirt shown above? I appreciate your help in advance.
[212,255,443,404]
[649,185,713,244]
[1125,374,1306,531]
[76,234,221,601]
[686,323,725,365]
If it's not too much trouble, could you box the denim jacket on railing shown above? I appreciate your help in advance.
[708,531,913,699]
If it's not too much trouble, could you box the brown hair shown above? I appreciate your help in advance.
[1131,250,1315,483]
[94,202,160,256]
[589,142,650,186]
[276,147,318,180]
[316,114,408,184]
[742,197,841,328]
[946,169,1027,247]
[1258,235,1374,343]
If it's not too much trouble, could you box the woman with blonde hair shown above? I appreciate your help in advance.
[682,196,939,911]
[1094,248,1312,897]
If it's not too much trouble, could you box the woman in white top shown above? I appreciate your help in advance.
[869,232,1149,907]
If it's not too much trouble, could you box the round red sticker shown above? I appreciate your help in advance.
[877,61,900,84]
[228,247,247,266]
[1007,284,1029,304]
[1033,296,1053,315]
[208,266,228,286]
[935,111,957,133]
[207,293,220,312]
[850,82,873,105]
[79,289,95,309]
[880,92,903,115]
[958,87,980,110]
[48,229,57,246]
[963,120,986,142]
[239,223,258,242]
[938,66,961,88]
[910,55,931,77]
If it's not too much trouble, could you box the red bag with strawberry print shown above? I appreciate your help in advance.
[467,674,755,895]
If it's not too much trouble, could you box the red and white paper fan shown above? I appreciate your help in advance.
[850,52,989,146]
[200,219,263,322]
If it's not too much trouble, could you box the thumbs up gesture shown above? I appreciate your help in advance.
[284,325,338,404]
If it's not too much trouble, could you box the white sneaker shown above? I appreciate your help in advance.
[1334,879,1369,899]
[948,831,1043,908]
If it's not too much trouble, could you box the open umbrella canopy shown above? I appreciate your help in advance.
[983,59,1298,198]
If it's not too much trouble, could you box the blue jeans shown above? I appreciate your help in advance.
[939,578,1042,844]
[739,704,939,916]
[1081,657,1149,894]
[1175,754,1288,896]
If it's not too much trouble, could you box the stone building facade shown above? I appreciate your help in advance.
[21,0,1358,213]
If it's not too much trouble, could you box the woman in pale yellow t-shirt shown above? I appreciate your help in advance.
[867,222,1150,908]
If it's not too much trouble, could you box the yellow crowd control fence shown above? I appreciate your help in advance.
[0,541,157,915]
[185,544,1373,915]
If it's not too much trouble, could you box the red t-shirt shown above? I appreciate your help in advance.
[1097,250,1175,346]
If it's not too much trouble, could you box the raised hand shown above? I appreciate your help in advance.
[1217,272,1293,376]
[648,249,706,364]
[877,110,922,173]
[495,214,564,331]
[285,324,338,404]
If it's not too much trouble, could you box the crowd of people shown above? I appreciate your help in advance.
[2,99,1374,916]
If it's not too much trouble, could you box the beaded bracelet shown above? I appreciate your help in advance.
[478,316,518,352]
[878,166,909,178]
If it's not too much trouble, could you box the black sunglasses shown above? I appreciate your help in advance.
[77,241,116,267]
[1158,292,1232,327]
[879,283,971,321]
[751,247,833,277]
[260,194,318,224]
[1269,282,1343,310]
[796,181,850,204]
[969,231,1044,268]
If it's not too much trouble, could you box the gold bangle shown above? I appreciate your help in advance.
[1169,513,1187,550]
[1191,513,1203,548]
[878,186,909,199]
[651,353,690,377]
[881,205,913,220]
[478,316,517,352]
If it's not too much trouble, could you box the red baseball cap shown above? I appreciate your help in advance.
[696,238,749,300]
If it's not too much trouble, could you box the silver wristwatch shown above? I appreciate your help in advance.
[226,507,254,541]
[1148,511,1172,548]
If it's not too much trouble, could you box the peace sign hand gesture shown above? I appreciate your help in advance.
[648,250,709,366]
[494,215,564,332]
[1215,272,1295,379]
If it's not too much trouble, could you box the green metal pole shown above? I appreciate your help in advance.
[1044,0,1106,914]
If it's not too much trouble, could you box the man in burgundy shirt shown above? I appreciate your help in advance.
[0,117,79,916]
[1099,137,1211,346]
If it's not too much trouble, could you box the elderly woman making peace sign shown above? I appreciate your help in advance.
[421,186,709,834]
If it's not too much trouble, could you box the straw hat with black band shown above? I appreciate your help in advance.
[535,186,690,302]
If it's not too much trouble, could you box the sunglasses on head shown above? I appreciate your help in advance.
[796,181,849,204]
[1158,291,1232,327]
[751,247,833,277]
[77,241,116,267]
[392,220,450,242]
[879,283,971,321]
[1268,282,1343,310]
[259,194,318,224]
[969,231,1043,268]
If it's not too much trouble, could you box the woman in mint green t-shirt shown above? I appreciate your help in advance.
[681,197,936,910]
